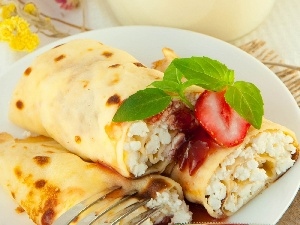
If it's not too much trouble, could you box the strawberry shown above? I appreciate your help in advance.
[194,90,250,147]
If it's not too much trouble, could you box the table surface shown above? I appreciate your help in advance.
[0,0,299,224]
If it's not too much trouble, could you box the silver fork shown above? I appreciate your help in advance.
[53,186,161,225]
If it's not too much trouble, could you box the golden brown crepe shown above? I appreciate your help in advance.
[0,133,192,225]
[9,39,197,178]
[167,118,299,218]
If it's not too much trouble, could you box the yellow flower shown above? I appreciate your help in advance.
[23,3,37,16]
[0,16,39,52]
[1,3,16,19]
[10,31,39,52]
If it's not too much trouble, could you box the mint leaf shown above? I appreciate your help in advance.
[172,57,234,91]
[151,80,179,93]
[163,63,184,83]
[225,81,264,129]
[151,63,183,93]
[112,88,172,122]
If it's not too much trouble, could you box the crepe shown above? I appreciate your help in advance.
[0,133,192,225]
[166,118,299,218]
[9,39,198,178]
[153,48,299,218]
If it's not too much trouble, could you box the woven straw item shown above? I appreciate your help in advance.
[240,40,300,225]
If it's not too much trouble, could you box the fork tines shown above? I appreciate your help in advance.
[53,186,159,225]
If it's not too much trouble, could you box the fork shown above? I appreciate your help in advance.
[53,186,161,225]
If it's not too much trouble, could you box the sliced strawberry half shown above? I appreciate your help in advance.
[194,90,250,147]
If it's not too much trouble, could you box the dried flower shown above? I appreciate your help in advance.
[0,15,39,51]
[23,2,37,16]
[0,1,69,52]
[1,3,16,19]
[55,0,80,10]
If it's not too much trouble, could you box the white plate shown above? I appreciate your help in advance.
[0,26,299,225]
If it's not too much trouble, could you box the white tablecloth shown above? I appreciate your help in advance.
[1,0,300,76]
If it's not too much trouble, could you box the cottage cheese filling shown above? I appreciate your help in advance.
[124,121,174,177]
[205,131,297,216]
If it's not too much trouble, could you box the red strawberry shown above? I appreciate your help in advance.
[194,90,250,147]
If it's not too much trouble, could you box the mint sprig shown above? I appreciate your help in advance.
[112,56,264,129]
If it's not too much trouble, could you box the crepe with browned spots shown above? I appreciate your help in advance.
[0,133,191,225]
[9,39,184,178]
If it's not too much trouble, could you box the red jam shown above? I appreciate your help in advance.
[170,106,198,131]
[176,126,221,176]
[149,101,221,176]
[147,102,197,131]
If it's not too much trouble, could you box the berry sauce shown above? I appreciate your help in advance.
[176,126,221,175]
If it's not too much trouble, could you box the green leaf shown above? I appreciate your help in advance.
[225,81,264,129]
[112,88,172,122]
[181,78,209,90]
[163,63,184,83]
[172,57,234,91]
[150,63,183,93]
[151,80,179,93]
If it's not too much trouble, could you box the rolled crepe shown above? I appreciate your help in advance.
[153,47,300,218]
[0,133,192,225]
[9,39,197,178]
[167,118,299,218]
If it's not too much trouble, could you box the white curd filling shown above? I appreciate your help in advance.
[146,190,192,224]
[124,121,173,177]
[205,131,297,216]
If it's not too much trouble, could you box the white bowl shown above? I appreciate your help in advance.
[106,0,276,41]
